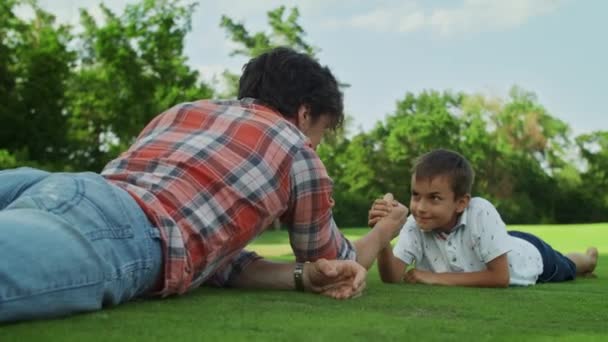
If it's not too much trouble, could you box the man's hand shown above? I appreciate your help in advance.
[303,259,367,300]
[370,193,409,241]
[368,197,392,227]
[368,193,409,228]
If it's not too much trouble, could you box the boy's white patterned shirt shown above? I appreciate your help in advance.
[393,197,543,286]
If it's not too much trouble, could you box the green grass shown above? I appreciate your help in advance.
[3,224,608,341]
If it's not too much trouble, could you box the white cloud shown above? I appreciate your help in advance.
[325,0,561,36]
[429,0,560,36]
[211,0,360,18]
[324,2,423,33]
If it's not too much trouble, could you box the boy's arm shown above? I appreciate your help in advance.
[377,246,407,283]
[404,253,510,288]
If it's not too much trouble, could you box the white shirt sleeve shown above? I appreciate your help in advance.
[392,215,423,265]
[470,199,512,264]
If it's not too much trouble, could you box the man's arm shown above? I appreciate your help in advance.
[285,148,358,262]
[404,253,510,288]
[229,258,367,299]
[356,193,409,270]
[353,218,405,270]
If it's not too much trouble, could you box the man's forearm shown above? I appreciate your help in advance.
[353,221,396,269]
[229,259,298,290]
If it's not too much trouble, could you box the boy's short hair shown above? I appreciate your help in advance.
[238,47,344,129]
[411,149,475,199]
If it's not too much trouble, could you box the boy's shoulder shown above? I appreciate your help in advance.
[463,197,502,225]
[467,197,499,212]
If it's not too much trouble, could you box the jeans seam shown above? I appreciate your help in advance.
[1,279,104,302]
[539,264,559,282]
[42,176,84,214]
[84,178,132,229]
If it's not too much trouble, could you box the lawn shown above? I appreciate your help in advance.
[3,224,608,341]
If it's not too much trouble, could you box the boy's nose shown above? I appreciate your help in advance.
[416,200,428,213]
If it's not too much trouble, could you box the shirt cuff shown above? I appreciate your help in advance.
[205,250,263,287]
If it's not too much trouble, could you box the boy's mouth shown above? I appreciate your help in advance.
[416,217,434,229]
[416,216,433,223]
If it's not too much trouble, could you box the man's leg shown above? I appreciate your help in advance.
[0,172,162,323]
[0,167,48,209]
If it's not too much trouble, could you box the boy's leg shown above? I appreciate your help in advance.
[508,230,580,283]
[0,172,162,323]
[566,248,598,275]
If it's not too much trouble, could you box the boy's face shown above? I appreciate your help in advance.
[409,174,470,233]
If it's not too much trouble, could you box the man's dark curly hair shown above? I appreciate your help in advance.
[238,47,344,129]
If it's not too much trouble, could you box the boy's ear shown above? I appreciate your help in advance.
[455,194,471,214]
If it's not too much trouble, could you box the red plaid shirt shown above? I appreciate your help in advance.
[101,98,356,296]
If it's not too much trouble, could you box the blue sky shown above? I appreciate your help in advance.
[28,0,608,136]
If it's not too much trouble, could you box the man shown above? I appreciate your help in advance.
[0,47,408,323]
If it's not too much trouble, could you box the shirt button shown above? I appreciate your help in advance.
[448,241,452,246]
[452,257,457,262]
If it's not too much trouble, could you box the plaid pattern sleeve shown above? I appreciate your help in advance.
[203,250,263,287]
[283,146,357,262]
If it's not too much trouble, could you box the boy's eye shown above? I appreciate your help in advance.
[432,196,442,201]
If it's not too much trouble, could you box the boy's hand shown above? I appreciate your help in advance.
[368,193,408,228]
[368,197,391,227]
[403,268,436,285]
[374,193,409,240]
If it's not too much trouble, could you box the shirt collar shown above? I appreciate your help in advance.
[240,97,313,149]
[455,205,469,229]
[441,206,469,236]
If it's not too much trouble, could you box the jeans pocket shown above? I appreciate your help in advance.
[18,173,134,240]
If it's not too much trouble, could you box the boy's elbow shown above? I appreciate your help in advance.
[495,274,510,288]
[380,273,402,284]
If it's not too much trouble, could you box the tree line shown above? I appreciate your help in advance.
[1,0,606,225]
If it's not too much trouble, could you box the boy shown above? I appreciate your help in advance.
[369,149,598,287]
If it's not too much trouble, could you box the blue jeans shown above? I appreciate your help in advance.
[0,167,162,323]
[508,230,576,283]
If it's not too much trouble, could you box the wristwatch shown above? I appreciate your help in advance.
[294,262,305,291]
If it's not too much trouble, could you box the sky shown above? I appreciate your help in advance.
[22,0,608,136]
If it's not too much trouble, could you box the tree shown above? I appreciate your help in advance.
[0,0,74,170]
[574,131,608,221]
[218,6,319,98]
[65,0,213,170]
